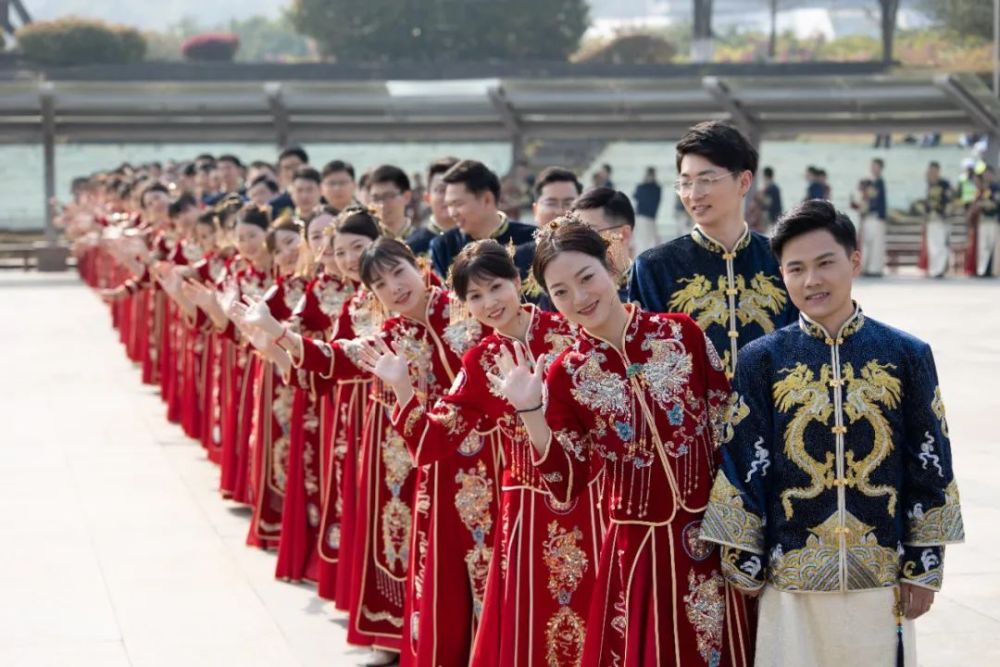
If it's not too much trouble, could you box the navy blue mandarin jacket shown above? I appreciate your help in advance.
[429,214,537,281]
[628,224,798,378]
[701,306,964,593]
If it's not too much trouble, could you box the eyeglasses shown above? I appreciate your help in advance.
[369,191,402,204]
[538,197,578,209]
[673,171,735,195]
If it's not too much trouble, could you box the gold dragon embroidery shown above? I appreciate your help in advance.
[669,272,787,333]
[774,361,901,520]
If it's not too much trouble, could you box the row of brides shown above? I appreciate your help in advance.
[76,189,752,667]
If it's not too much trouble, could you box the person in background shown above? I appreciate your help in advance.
[319,160,357,212]
[851,158,887,277]
[805,165,825,201]
[432,159,537,281]
[290,167,324,221]
[915,161,954,278]
[630,120,797,379]
[269,146,310,218]
[246,160,277,186]
[972,165,1000,277]
[246,175,280,209]
[632,166,662,253]
[757,166,783,229]
[531,166,582,227]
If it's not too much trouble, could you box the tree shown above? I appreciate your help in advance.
[878,0,900,65]
[286,0,589,63]
[691,0,714,62]
[923,0,993,41]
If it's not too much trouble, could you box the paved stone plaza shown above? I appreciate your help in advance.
[0,271,997,666]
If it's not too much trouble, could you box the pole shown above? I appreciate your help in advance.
[994,0,999,97]
[40,82,56,246]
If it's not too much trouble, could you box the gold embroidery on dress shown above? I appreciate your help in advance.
[567,352,628,416]
[542,521,588,667]
[269,383,295,493]
[380,433,413,573]
[454,461,494,618]
[769,511,899,591]
[683,569,725,666]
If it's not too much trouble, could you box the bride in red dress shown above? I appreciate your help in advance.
[490,218,754,667]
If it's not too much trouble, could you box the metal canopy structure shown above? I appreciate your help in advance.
[2,70,998,269]
[0,72,997,147]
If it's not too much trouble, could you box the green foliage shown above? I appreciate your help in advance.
[287,0,589,63]
[17,17,147,66]
[923,0,993,42]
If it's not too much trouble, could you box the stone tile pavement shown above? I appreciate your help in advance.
[0,271,997,666]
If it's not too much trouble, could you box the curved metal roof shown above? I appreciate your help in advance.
[0,72,995,145]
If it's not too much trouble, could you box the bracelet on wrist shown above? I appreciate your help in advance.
[515,402,543,414]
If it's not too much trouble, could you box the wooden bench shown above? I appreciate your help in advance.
[885,213,969,273]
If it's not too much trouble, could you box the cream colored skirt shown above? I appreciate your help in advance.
[754,585,916,667]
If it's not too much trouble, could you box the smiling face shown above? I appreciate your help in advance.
[333,232,374,283]
[321,170,356,211]
[194,222,217,252]
[368,259,427,320]
[306,214,337,270]
[677,153,749,231]
[426,172,455,230]
[445,183,495,239]
[272,229,302,275]
[463,274,523,333]
[543,250,620,331]
[235,222,268,265]
[292,177,321,213]
[247,181,275,207]
[779,228,860,334]
[369,181,412,233]
[143,190,170,223]
[533,180,580,226]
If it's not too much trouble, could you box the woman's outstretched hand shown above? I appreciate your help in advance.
[486,341,545,411]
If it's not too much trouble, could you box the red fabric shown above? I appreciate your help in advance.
[532,307,754,666]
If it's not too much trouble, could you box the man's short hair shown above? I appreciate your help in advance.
[427,156,460,185]
[571,187,635,229]
[369,164,411,192]
[293,166,321,185]
[217,154,244,168]
[675,121,758,177]
[770,199,857,260]
[872,158,885,169]
[321,160,356,180]
[763,166,775,179]
[441,160,501,201]
[533,167,583,198]
[249,174,280,194]
[278,146,309,165]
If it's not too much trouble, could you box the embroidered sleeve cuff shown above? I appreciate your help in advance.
[900,545,945,592]
[720,546,767,591]
[700,474,765,555]
[905,480,965,546]
[297,337,334,377]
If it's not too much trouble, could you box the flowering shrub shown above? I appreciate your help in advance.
[17,17,146,66]
[181,32,240,62]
